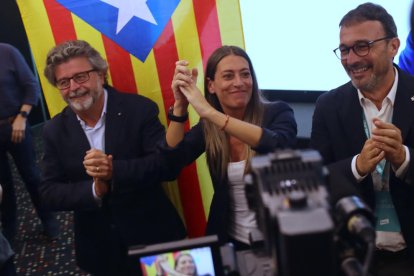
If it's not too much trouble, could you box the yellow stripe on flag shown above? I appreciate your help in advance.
[131,51,166,123]
[16,0,66,117]
[172,0,204,77]
[216,0,245,48]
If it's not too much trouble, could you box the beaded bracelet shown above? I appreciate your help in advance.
[221,114,230,131]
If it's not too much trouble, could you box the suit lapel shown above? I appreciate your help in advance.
[104,88,125,155]
[393,69,414,141]
[338,84,367,154]
[63,108,91,159]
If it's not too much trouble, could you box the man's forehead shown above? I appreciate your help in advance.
[55,57,92,77]
[339,21,385,42]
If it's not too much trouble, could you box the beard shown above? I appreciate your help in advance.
[345,51,391,94]
[345,60,381,94]
[68,95,94,111]
[350,71,379,93]
[65,88,100,112]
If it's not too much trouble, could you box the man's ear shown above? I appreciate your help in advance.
[389,37,400,58]
[97,71,106,84]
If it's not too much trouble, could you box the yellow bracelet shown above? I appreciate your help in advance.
[221,114,230,131]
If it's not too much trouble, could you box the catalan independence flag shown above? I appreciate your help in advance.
[16,0,245,237]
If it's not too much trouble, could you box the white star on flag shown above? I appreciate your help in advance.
[100,0,157,34]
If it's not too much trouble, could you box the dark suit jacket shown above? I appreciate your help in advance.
[310,66,414,254]
[40,87,186,274]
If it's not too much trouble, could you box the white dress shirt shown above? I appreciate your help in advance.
[351,68,408,252]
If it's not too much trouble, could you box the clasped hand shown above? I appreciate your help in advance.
[357,118,405,175]
[171,60,213,118]
[83,149,113,197]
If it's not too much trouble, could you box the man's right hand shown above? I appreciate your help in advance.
[356,138,385,176]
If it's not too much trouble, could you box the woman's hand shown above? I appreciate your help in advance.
[171,60,191,111]
[173,60,214,118]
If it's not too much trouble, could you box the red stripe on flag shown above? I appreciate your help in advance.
[177,165,206,237]
[153,21,206,237]
[192,0,222,67]
[153,20,179,112]
[44,0,77,43]
[101,36,137,94]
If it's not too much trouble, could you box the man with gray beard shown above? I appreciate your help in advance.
[41,40,186,275]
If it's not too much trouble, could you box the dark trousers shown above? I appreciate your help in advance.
[0,231,15,276]
[0,257,16,276]
[0,123,57,244]
[77,224,133,276]
[369,248,414,276]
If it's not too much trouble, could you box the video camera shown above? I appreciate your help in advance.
[244,149,375,276]
[128,149,375,276]
[244,149,336,275]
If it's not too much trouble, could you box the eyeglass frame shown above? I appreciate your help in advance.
[333,36,394,60]
[55,69,97,90]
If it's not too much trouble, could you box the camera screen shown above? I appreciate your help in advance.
[139,246,215,276]
[128,235,221,276]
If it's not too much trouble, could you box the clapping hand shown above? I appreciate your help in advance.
[371,118,405,168]
[83,149,113,197]
[172,60,214,118]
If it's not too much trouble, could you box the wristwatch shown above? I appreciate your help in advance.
[19,111,28,118]
[167,106,188,123]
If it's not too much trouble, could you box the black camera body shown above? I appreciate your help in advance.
[245,149,336,276]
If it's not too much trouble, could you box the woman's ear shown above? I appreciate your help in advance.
[207,78,215,94]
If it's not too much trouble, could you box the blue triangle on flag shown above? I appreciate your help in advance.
[140,255,157,266]
[56,0,181,62]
